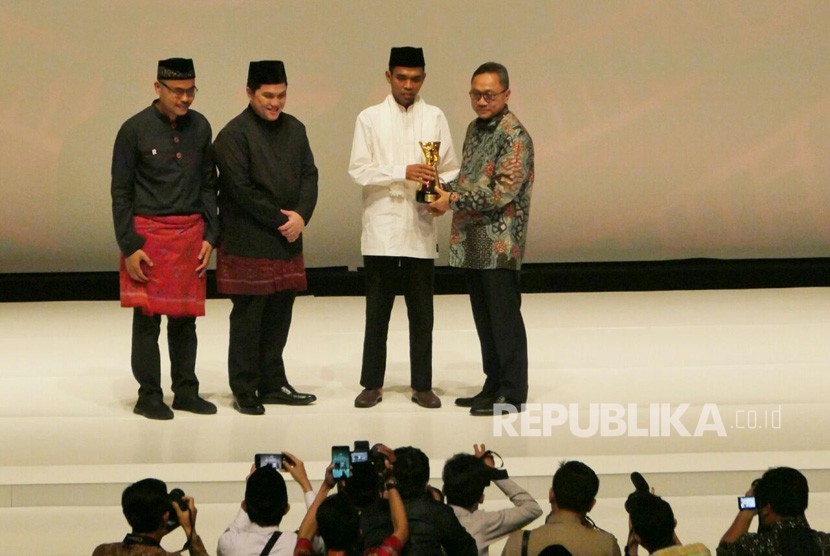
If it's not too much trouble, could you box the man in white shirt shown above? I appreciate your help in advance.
[348,46,459,409]
[217,453,321,555]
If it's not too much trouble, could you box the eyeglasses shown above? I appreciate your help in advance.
[469,90,506,103]
[159,81,198,98]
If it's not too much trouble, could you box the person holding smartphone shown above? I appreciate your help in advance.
[717,467,830,555]
[217,452,323,555]
[294,463,408,555]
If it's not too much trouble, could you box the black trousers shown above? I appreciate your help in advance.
[360,256,434,391]
[131,308,199,400]
[227,292,295,396]
[465,269,528,403]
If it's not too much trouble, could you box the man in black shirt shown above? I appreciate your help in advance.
[111,58,218,420]
[213,60,319,415]
[359,446,478,555]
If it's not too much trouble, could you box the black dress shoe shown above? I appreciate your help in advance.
[260,385,317,406]
[469,395,524,416]
[134,397,174,420]
[172,395,217,415]
[455,390,497,408]
[233,393,265,415]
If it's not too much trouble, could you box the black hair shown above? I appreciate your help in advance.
[317,493,360,551]
[442,453,489,509]
[552,461,599,514]
[393,446,430,500]
[539,546,573,556]
[626,491,675,551]
[754,467,809,517]
[472,62,510,89]
[121,478,170,534]
[245,466,288,526]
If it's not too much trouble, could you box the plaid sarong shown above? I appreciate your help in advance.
[119,214,206,317]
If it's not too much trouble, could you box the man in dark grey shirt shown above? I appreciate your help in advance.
[111,57,218,420]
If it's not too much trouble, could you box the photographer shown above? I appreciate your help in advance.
[502,460,620,556]
[717,467,830,555]
[360,446,478,554]
[624,490,709,555]
[92,478,207,556]
[218,451,322,556]
[443,443,542,554]
[294,464,408,555]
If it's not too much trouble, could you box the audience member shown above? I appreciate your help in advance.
[502,461,621,556]
[293,464,407,555]
[360,446,478,554]
[92,478,207,556]
[443,444,543,554]
[625,490,710,555]
[717,467,830,555]
[217,452,322,555]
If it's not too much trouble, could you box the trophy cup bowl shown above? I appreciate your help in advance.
[417,141,441,203]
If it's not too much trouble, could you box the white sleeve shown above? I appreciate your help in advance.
[348,111,406,186]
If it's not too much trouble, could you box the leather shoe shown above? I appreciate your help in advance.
[411,389,441,409]
[134,397,174,420]
[455,390,497,408]
[354,388,382,408]
[233,393,265,415]
[260,385,317,406]
[172,395,217,415]
[470,395,524,416]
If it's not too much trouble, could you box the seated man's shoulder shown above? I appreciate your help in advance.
[504,520,619,556]
[653,543,711,556]
[91,542,171,555]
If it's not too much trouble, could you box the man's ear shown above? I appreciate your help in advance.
[479,494,485,504]
[241,500,247,513]
[589,498,596,512]
[283,503,291,516]
[549,487,555,505]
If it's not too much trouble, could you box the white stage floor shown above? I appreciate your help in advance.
[2,289,830,554]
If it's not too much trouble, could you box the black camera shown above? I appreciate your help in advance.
[166,488,187,530]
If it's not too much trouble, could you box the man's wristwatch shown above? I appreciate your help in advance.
[385,481,399,491]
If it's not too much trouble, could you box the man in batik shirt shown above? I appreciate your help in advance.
[213,60,318,416]
[92,478,208,556]
[718,467,830,555]
[431,62,534,417]
[111,57,218,420]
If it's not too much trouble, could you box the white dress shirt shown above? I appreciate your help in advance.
[349,94,459,259]
[217,490,319,556]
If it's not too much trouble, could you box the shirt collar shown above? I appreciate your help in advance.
[546,511,591,526]
[475,105,509,129]
[151,99,191,127]
[387,94,421,113]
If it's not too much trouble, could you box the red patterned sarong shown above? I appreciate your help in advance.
[119,215,206,317]
[216,250,307,295]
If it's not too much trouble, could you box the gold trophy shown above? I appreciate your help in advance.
[417,141,441,203]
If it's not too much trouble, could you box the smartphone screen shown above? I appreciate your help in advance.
[738,495,756,510]
[255,453,283,470]
[332,445,351,479]
[351,449,369,464]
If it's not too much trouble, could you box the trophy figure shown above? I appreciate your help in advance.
[417,141,441,203]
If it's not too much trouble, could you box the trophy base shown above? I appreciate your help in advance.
[416,191,439,204]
